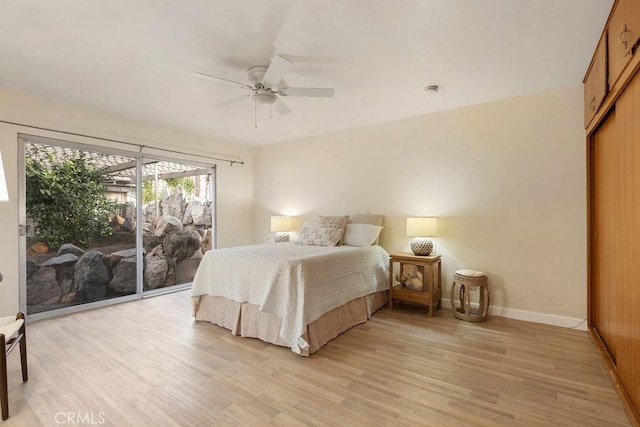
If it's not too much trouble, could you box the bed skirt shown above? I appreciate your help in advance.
[193,290,388,356]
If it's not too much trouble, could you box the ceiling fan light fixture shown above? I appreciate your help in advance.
[194,55,335,128]
[254,92,276,106]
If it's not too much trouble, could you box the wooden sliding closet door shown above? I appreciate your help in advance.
[592,71,640,412]
[612,72,640,410]
[592,110,620,361]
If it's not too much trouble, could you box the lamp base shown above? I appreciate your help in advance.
[411,237,433,256]
[274,232,290,243]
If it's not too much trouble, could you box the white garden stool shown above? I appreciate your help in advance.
[450,270,490,322]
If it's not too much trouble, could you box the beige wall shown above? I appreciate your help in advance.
[0,84,587,324]
[0,87,253,317]
[253,85,587,322]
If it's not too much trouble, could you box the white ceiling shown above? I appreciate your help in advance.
[0,0,613,147]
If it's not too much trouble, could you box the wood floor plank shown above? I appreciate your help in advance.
[0,291,632,426]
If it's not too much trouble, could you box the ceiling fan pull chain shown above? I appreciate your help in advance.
[255,95,258,129]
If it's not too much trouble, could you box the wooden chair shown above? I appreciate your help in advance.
[0,313,28,420]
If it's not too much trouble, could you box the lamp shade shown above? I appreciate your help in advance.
[406,217,437,237]
[0,151,8,202]
[270,216,292,233]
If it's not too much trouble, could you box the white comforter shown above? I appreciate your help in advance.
[190,242,389,354]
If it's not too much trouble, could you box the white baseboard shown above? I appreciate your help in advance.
[439,299,588,331]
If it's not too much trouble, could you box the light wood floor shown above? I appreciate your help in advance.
[1,291,631,426]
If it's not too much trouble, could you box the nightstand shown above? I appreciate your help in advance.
[388,252,442,316]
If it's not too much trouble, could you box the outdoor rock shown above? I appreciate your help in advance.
[161,186,187,219]
[143,235,163,253]
[58,243,85,257]
[154,215,183,237]
[30,242,49,254]
[26,259,39,278]
[183,199,205,225]
[204,202,212,227]
[163,257,176,288]
[59,291,80,304]
[108,257,137,294]
[27,267,61,305]
[42,253,79,267]
[175,257,201,285]
[185,225,205,238]
[143,202,160,225]
[74,250,111,300]
[122,217,136,232]
[144,245,168,290]
[42,253,79,294]
[163,229,201,261]
[111,248,140,259]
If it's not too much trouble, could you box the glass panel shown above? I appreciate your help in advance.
[140,159,214,291]
[24,142,138,314]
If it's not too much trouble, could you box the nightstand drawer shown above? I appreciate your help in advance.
[391,286,430,304]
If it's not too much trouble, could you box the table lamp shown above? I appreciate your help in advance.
[271,216,292,243]
[406,217,437,256]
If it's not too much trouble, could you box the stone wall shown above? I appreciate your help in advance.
[26,187,213,314]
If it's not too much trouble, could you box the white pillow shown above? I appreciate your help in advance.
[343,223,383,247]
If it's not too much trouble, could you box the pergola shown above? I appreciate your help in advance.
[27,142,212,184]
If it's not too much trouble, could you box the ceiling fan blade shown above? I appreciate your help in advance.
[212,94,251,108]
[273,97,292,116]
[262,55,293,88]
[192,72,254,91]
[279,87,335,97]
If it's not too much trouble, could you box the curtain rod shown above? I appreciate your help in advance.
[0,119,245,166]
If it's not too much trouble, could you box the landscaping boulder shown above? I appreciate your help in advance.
[144,245,168,290]
[26,259,39,279]
[143,235,163,254]
[175,257,202,285]
[183,199,206,226]
[43,253,78,295]
[108,257,137,294]
[27,266,60,305]
[161,186,187,219]
[204,202,212,228]
[58,243,85,257]
[163,257,176,288]
[154,215,183,237]
[163,229,201,262]
[74,250,111,301]
[111,248,140,259]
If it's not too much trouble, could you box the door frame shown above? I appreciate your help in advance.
[18,134,216,321]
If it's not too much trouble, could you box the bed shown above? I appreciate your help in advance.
[190,215,389,356]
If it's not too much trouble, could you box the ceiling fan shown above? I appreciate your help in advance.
[193,55,335,127]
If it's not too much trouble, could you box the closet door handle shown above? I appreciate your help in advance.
[620,24,630,50]
[590,96,597,112]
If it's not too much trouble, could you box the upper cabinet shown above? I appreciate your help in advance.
[584,0,640,129]
[608,0,640,89]
[584,34,608,127]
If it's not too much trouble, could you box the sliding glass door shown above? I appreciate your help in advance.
[19,135,215,320]
[139,158,215,293]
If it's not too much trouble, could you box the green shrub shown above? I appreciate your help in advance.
[25,146,116,249]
